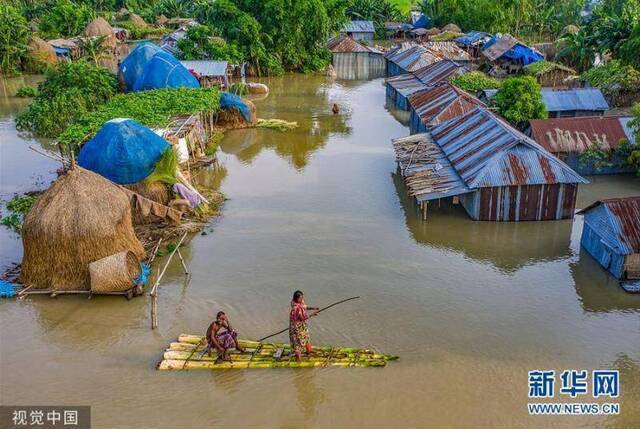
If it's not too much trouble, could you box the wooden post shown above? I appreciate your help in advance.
[422,201,428,221]
[176,249,189,275]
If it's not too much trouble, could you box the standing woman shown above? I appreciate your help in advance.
[289,290,319,361]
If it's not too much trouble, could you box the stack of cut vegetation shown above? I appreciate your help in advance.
[84,17,117,49]
[28,37,57,67]
[442,23,462,33]
[216,92,257,129]
[256,118,298,131]
[20,167,145,291]
[156,14,168,27]
[129,13,147,28]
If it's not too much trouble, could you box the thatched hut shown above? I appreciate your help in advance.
[442,23,461,33]
[129,13,147,28]
[84,17,118,49]
[28,37,58,66]
[21,167,145,291]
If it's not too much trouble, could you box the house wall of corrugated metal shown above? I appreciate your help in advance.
[409,110,428,134]
[333,53,385,80]
[351,32,374,42]
[459,184,578,221]
[580,222,626,279]
[386,62,406,77]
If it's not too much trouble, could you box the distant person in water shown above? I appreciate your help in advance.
[206,311,244,362]
[289,291,319,361]
[332,103,340,114]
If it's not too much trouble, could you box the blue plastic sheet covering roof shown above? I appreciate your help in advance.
[78,118,170,185]
[392,134,471,202]
[220,92,252,123]
[454,31,491,47]
[413,14,430,29]
[132,50,200,92]
[180,60,228,77]
[119,42,162,92]
[53,46,71,56]
[342,20,375,33]
[578,197,640,255]
[386,74,427,97]
[413,59,466,85]
[482,34,542,65]
[429,108,587,188]
[541,88,609,113]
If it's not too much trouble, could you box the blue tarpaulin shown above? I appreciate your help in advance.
[78,118,170,184]
[119,42,162,92]
[220,92,252,122]
[132,50,200,92]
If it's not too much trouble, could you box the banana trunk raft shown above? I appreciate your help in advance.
[157,334,398,370]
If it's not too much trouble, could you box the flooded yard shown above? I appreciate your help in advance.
[1,74,639,428]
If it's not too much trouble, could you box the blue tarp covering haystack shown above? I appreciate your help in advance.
[220,92,252,122]
[78,118,170,184]
[119,44,199,92]
[119,42,162,92]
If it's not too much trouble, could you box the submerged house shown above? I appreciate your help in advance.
[481,34,543,76]
[386,59,466,111]
[340,20,375,42]
[542,88,609,118]
[408,82,485,134]
[385,44,443,77]
[180,60,230,88]
[578,197,640,289]
[528,116,635,175]
[327,35,385,80]
[393,108,587,221]
[422,42,472,65]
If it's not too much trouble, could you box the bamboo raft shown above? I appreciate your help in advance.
[157,334,398,369]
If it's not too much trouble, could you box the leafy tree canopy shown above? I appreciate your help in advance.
[38,0,96,39]
[494,76,547,129]
[0,4,31,75]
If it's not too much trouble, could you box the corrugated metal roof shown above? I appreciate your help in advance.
[327,35,381,54]
[579,197,640,254]
[413,59,466,85]
[392,133,471,202]
[454,31,491,46]
[482,34,520,60]
[430,108,587,188]
[408,82,486,127]
[342,20,375,33]
[528,116,633,153]
[386,74,428,97]
[388,45,443,72]
[422,42,471,62]
[180,60,228,76]
[541,88,609,112]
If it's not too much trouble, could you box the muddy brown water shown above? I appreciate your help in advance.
[1,74,639,428]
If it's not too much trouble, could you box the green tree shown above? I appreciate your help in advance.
[347,0,402,38]
[494,76,547,129]
[0,4,30,75]
[38,0,96,39]
[557,28,596,72]
[77,35,110,67]
[177,24,243,63]
[628,103,640,175]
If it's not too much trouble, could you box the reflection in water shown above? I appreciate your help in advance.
[293,370,326,420]
[220,75,353,170]
[392,172,573,272]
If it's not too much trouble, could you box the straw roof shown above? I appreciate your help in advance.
[29,37,57,65]
[84,17,117,48]
[442,23,461,33]
[129,13,147,28]
[21,167,145,291]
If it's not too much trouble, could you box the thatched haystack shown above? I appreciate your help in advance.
[129,13,147,28]
[216,98,257,129]
[426,27,441,36]
[563,24,580,35]
[21,167,145,291]
[442,23,461,33]
[156,14,168,27]
[28,37,57,65]
[84,17,118,49]
[124,181,171,225]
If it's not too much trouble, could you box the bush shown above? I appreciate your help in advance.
[450,71,501,94]
[580,61,640,105]
[494,76,547,129]
[1,194,37,233]
[59,87,221,147]
[17,61,117,137]
[16,86,38,98]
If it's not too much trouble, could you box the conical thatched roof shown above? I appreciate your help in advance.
[129,13,147,27]
[442,23,461,33]
[21,167,145,291]
[156,14,168,26]
[29,37,57,65]
[84,17,117,48]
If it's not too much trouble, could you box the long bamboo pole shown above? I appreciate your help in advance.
[256,296,360,342]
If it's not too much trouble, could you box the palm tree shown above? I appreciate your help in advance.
[557,29,596,72]
[77,35,109,67]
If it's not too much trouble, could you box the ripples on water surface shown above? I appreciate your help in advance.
[1,74,639,428]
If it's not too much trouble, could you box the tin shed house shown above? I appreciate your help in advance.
[578,197,640,286]
[541,88,609,118]
[328,36,384,80]
[340,20,375,42]
[393,108,587,221]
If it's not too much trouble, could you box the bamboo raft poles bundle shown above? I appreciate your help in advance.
[157,334,398,370]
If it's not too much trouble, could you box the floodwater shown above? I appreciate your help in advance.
[1,74,639,428]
